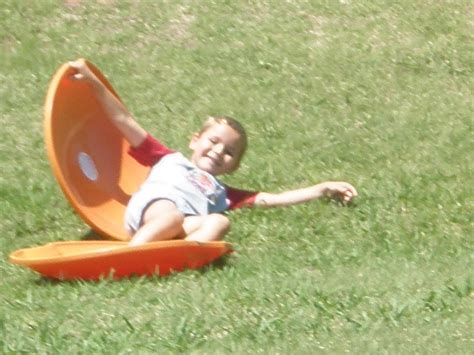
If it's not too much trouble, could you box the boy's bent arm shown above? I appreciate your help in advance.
[69,60,147,148]
[92,83,147,147]
[253,181,357,207]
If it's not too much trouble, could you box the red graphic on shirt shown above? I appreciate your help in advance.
[187,170,218,204]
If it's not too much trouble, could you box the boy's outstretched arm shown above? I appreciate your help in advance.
[253,181,357,207]
[68,59,147,148]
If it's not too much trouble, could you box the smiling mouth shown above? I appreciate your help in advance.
[205,155,221,166]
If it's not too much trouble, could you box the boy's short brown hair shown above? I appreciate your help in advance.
[200,115,248,159]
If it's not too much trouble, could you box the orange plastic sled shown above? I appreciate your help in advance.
[10,240,233,280]
[44,59,148,241]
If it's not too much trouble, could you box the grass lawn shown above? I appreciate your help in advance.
[0,0,472,353]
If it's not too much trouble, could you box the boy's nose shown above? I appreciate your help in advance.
[213,143,224,154]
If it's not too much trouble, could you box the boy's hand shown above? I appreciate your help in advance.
[68,59,98,84]
[321,181,358,204]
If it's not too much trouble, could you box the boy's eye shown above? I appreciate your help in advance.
[209,137,218,144]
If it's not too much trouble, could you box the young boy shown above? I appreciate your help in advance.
[69,60,358,246]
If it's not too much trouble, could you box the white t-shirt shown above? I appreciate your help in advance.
[125,152,228,233]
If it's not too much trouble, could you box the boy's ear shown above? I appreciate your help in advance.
[188,133,200,149]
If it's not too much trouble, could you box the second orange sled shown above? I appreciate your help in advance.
[44,59,148,241]
[10,240,233,280]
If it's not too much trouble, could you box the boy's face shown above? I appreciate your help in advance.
[189,123,244,176]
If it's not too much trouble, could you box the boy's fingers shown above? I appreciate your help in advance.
[341,188,357,204]
[343,191,352,201]
[68,61,81,70]
[343,184,358,197]
[68,60,87,73]
[68,60,90,81]
[327,182,357,204]
[70,73,85,80]
[68,62,80,79]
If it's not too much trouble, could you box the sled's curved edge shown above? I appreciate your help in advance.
[9,240,234,280]
[43,59,130,241]
[10,240,232,263]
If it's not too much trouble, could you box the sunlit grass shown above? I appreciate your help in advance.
[0,0,472,353]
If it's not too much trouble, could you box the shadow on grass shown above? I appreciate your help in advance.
[80,229,103,241]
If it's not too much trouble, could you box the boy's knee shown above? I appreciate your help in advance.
[168,210,185,227]
[184,214,230,242]
[209,214,231,233]
[171,209,185,221]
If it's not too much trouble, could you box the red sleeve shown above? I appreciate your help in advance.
[128,134,175,166]
[226,186,259,209]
